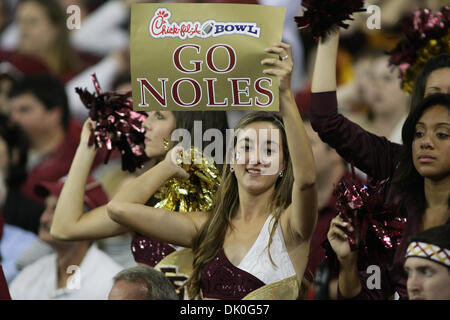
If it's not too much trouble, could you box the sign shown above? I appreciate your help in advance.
[131,3,285,111]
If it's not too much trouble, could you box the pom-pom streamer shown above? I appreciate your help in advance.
[323,165,407,271]
[154,147,221,212]
[295,0,366,40]
[76,73,149,172]
[389,6,450,93]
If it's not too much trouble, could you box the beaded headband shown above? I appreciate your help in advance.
[406,241,450,268]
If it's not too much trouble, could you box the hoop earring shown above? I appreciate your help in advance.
[230,167,235,172]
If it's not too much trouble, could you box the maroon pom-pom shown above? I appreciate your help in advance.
[388,6,450,92]
[76,74,149,172]
[295,0,366,40]
[322,166,407,271]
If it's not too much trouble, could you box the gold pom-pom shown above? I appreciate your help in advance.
[154,147,221,212]
[401,33,450,94]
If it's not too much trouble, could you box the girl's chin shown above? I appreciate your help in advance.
[145,149,165,160]
[239,180,276,195]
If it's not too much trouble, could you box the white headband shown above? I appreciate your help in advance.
[406,241,450,268]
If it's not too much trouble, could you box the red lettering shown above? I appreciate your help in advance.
[204,78,227,106]
[206,44,236,74]
[172,78,202,107]
[254,78,273,107]
[150,15,165,36]
[173,44,202,73]
[228,78,252,106]
[137,78,167,107]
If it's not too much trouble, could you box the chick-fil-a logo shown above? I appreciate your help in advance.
[149,8,261,40]
[149,9,201,40]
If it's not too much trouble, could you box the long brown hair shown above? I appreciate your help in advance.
[19,0,81,76]
[186,111,294,298]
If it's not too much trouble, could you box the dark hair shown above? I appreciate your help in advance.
[410,54,450,112]
[8,73,70,130]
[19,0,81,75]
[394,93,450,213]
[172,111,229,170]
[408,224,450,251]
[112,265,179,300]
[0,113,29,188]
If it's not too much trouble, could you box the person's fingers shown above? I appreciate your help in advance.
[178,167,190,180]
[169,144,185,165]
[262,68,289,78]
[328,214,357,242]
[261,57,285,68]
[276,42,292,58]
[265,44,292,65]
[264,46,286,58]
[274,42,291,51]
[328,224,348,241]
[332,214,354,232]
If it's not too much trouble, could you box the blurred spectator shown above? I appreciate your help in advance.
[338,52,409,144]
[0,55,52,116]
[0,113,44,234]
[0,112,43,282]
[363,54,409,143]
[303,119,352,299]
[0,0,98,83]
[8,73,108,205]
[70,0,130,57]
[9,177,122,300]
[108,265,179,300]
[0,224,37,282]
[8,74,81,205]
[0,60,22,115]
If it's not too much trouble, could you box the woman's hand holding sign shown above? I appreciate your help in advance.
[262,42,295,118]
[262,42,293,93]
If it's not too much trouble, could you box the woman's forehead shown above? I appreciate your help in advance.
[417,105,450,124]
[236,122,282,143]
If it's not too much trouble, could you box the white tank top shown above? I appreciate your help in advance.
[236,215,296,284]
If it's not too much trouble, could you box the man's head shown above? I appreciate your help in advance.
[404,224,450,300]
[8,74,69,140]
[108,266,179,300]
[35,177,108,245]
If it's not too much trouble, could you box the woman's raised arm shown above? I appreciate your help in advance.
[106,146,208,247]
[51,120,129,241]
[311,32,339,93]
[263,43,317,242]
[309,31,400,180]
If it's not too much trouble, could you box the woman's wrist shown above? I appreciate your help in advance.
[158,159,181,178]
[338,251,358,268]
[279,89,296,117]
